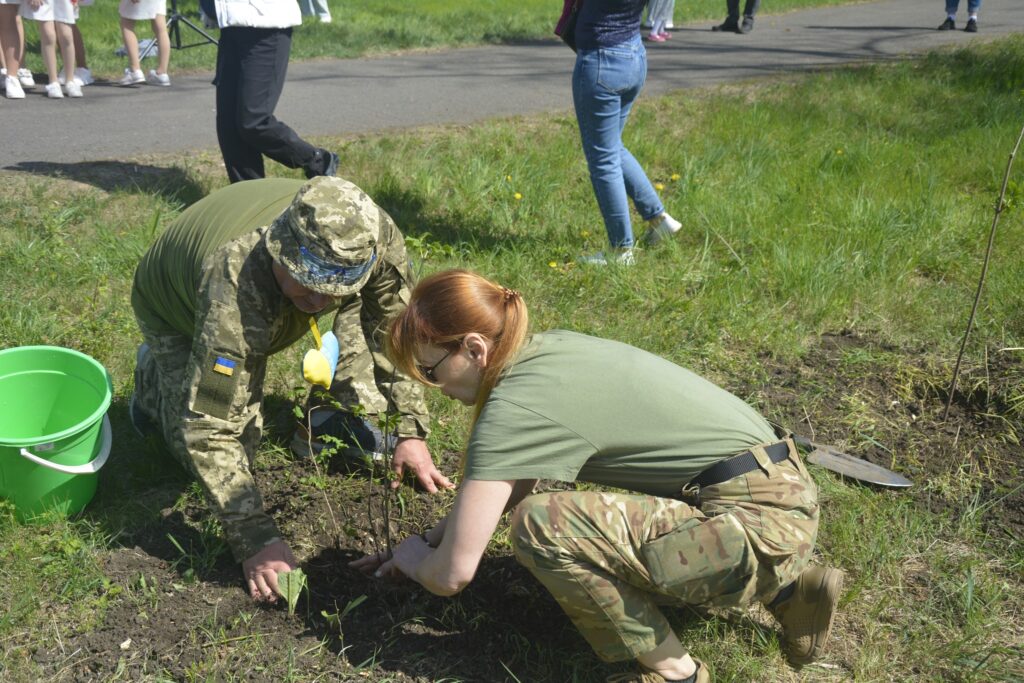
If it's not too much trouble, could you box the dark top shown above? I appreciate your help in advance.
[575,0,646,51]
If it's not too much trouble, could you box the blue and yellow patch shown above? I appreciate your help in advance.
[213,356,237,376]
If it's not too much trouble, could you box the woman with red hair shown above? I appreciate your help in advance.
[353,269,842,683]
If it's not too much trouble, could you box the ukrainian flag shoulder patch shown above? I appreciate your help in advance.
[213,356,237,376]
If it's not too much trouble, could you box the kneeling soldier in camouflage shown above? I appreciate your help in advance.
[352,269,844,682]
[131,176,453,603]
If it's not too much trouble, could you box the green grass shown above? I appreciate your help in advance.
[14,0,868,79]
[2,34,1024,682]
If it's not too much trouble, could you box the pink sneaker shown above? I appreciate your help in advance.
[659,31,672,39]
[645,33,666,42]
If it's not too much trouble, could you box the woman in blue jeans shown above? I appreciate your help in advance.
[573,0,682,266]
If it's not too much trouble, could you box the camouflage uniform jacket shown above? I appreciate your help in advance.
[133,180,428,560]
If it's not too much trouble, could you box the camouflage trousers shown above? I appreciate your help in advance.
[510,439,819,662]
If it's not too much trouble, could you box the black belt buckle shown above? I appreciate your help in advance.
[678,483,701,507]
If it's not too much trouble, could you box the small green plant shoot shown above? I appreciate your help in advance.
[278,568,307,616]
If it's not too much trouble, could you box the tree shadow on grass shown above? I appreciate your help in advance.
[5,160,208,207]
[369,175,512,254]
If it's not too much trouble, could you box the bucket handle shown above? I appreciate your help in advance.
[18,415,112,475]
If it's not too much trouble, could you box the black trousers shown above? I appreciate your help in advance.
[726,0,760,19]
[215,26,318,183]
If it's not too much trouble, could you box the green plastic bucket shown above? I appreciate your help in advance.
[0,346,113,519]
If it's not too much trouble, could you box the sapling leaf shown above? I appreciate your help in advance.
[278,568,307,616]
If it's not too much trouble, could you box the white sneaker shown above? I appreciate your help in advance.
[4,76,25,99]
[58,73,84,86]
[64,80,83,97]
[74,67,94,85]
[643,212,683,246]
[17,68,35,87]
[45,81,64,98]
[577,247,636,266]
[119,68,145,85]
[0,67,5,77]
[146,69,171,86]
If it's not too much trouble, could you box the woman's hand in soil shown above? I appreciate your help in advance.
[349,535,431,580]
[383,534,434,578]
[242,540,298,603]
[392,437,454,493]
[349,548,390,574]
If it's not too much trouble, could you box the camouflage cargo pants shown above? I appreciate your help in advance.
[510,439,819,662]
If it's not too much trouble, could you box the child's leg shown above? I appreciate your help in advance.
[120,16,140,72]
[15,13,23,59]
[152,14,169,74]
[0,6,21,74]
[55,20,75,83]
[36,20,58,84]
[72,24,87,68]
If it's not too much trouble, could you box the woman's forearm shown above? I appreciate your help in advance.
[411,478,516,596]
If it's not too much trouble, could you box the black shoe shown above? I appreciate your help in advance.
[305,148,340,179]
[290,408,396,461]
[712,17,740,33]
[964,18,977,33]
[937,17,955,30]
[739,16,755,33]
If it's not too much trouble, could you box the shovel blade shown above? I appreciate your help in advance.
[806,446,912,488]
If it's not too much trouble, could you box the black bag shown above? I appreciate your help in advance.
[554,0,582,53]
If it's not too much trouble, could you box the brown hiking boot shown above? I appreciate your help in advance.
[606,658,711,683]
[766,565,844,665]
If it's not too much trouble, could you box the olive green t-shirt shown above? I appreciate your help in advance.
[132,177,304,337]
[465,331,776,498]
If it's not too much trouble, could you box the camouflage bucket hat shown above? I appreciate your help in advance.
[264,176,381,297]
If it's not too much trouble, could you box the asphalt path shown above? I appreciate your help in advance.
[2,0,1021,170]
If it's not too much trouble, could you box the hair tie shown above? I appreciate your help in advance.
[502,287,520,302]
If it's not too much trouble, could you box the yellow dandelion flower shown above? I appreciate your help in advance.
[836,149,844,155]
[670,173,681,181]
[514,192,523,200]
[506,175,512,181]
[654,182,664,191]
[548,261,558,268]
[580,230,591,238]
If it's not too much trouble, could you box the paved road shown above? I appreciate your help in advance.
[2,0,1021,169]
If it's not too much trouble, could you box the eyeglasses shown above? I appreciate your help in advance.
[418,347,456,383]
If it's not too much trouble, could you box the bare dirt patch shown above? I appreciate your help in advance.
[750,331,1023,542]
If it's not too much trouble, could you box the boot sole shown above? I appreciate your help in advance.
[788,567,844,665]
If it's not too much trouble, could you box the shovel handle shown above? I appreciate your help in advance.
[792,434,814,451]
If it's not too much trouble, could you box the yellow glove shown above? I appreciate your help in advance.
[302,329,339,389]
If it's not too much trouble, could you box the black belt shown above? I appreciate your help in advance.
[689,439,793,491]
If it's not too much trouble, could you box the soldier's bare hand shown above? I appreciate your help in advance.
[392,437,454,493]
[242,540,297,603]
